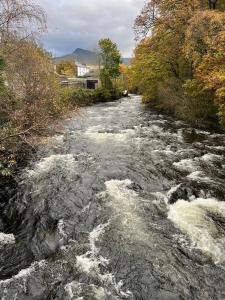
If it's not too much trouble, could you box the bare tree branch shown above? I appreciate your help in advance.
[0,118,50,142]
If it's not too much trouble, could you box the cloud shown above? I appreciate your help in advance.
[36,0,144,57]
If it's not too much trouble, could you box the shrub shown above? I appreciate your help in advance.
[59,87,122,107]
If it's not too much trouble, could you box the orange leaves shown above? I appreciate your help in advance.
[183,10,225,126]
[132,0,225,128]
[184,11,225,90]
[184,11,225,65]
[119,64,127,74]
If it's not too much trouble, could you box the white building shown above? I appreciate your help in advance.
[75,62,90,77]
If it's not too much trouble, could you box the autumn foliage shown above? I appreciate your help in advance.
[130,0,225,129]
[56,60,76,77]
[0,1,70,176]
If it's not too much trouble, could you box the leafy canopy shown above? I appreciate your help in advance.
[129,0,225,129]
[98,38,121,89]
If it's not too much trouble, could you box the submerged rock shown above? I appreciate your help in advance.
[167,183,199,204]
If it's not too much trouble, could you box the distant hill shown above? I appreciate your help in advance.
[54,48,131,66]
[122,57,131,65]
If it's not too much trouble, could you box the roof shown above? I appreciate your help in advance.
[75,61,89,68]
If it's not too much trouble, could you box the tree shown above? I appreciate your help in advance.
[0,0,46,45]
[184,11,225,127]
[130,0,225,128]
[0,0,47,126]
[127,39,165,102]
[0,56,9,123]
[56,60,76,77]
[0,56,4,89]
[209,0,218,9]
[4,40,62,130]
[134,0,161,40]
[0,1,71,177]
[98,38,121,89]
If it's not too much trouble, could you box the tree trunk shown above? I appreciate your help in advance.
[209,0,218,9]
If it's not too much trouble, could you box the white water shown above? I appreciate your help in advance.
[104,179,148,242]
[0,233,15,245]
[168,198,225,264]
[1,95,225,299]
[75,221,132,299]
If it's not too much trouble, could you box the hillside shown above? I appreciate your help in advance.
[54,48,131,65]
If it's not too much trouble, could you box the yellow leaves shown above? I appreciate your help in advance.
[183,10,225,127]
[215,87,225,127]
[0,156,17,177]
[128,38,166,101]
[119,64,127,74]
[131,0,225,128]
[217,104,225,128]
[56,60,75,77]
[0,168,12,177]
[184,11,225,68]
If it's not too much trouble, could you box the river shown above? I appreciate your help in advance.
[1,95,225,299]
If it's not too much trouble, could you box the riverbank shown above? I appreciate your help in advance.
[0,88,123,244]
[142,100,224,132]
[0,91,222,235]
[0,86,123,174]
[129,1,225,131]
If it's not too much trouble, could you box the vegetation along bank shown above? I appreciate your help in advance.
[127,0,225,130]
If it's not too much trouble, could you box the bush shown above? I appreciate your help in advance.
[60,87,122,107]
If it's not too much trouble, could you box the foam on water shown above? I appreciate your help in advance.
[27,154,77,179]
[104,179,147,241]
[206,145,225,151]
[0,260,46,288]
[187,171,213,183]
[168,198,225,264]
[84,126,135,144]
[76,255,100,274]
[201,153,223,161]
[2,95,225,299]
[58,219,68,246]
[64,282,113,300]
[173,153,223,173]
[75,221,132,298]
[0,233,15,245]
[152,149,176,158]
[64,281,75,299]
[173,158,198,173]
[76,223,109,275]
[173,152,224,185]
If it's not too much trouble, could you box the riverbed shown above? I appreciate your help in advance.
[1,95,225,299]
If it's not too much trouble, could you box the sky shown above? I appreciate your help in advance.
[37,0,145,58]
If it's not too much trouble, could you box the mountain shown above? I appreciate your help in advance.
[122,57,131,65]
[54,48,131,66]
[54,48,98,65]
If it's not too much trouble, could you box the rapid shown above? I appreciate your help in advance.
[1,95,225,299]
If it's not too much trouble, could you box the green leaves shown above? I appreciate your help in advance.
[98,38,122,89]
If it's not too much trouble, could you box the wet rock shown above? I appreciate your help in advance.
[207,211,225,235]
[167,183,199,204]
[127,182,143,192]
[0,218,4,231]
[57,282,119,300]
